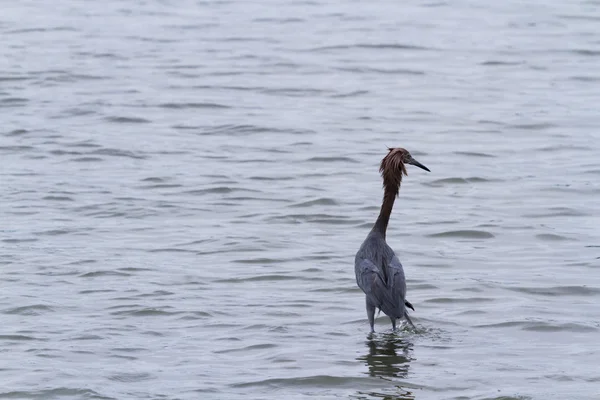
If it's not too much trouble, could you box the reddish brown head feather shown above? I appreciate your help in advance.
[379,147,411,194]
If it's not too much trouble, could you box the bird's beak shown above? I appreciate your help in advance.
[408,157,430,172]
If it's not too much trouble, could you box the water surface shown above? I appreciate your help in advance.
[2,1,600,399]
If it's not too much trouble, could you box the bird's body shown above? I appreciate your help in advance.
[355,148,429,332]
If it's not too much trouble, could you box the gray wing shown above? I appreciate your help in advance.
[356,257,405,319]
[387,255,407,310]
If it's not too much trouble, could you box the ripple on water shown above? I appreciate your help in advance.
[90,148,146,159]
[104,116,151,124]
[178,311,212,320]
[108,373,153,383]
[305,156,359,163]
[424,177,494,186]
[157,102,230,109]
[231,375,383,389]
[3,305,55,315]
[509,286,600,296]
[535,233,573,241]
[427,230,495,239]
[289,198,339,207]
[309,43,432,52]
[109,307,182,317]
[0,388,115,400]
[215,274,309,283]
[522,207,588,218]
[79,270,132,278]
[453,151,497,158]
[214,343,278,354]
[268,213,363,225]
[424,297,494,304]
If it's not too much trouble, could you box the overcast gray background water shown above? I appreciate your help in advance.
[2,1,600,399]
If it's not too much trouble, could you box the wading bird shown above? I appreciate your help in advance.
[355,148,430,332]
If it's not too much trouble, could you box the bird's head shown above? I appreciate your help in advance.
[380,147,429,186]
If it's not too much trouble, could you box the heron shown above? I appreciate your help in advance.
[355,147,430,332]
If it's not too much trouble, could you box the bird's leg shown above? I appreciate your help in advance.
[390,317,397,331]
[366,298,376,333]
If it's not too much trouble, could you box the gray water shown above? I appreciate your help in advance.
[1,1,600,399]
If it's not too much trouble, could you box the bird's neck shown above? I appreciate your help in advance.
[372,182,400,238]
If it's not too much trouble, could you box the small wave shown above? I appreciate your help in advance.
[480,60,523,66]
[3,305,54,315]
[231,374,378,389]
[104,116,151,124]
[2,238,38,243]
[0,145,34,152]
[335,66,425,75]
[196,124,312,136]
[310,43,431,52]
[0,76,30,82]
[524,322,597,333]
[0,334,41,341]
[233,258,281,264]
[454,151,496,158]
[249,175,294,181]
[178,311,212,320]
[90,148,146,159]
[306,156,359,163]
[425,177,491,186]
[134,290,174,298]
[570,75,600,82]
[214,343,277,354]
[251,17,304,23]
[289,198,338,208]
[3,129,29,136]
[138,183,182,189]
[0,388,114,400]
[110,307,181,317]
[424,297,493,304]
[261,87,327,97]
[34,229,72,236]
[215,275,302,283]
[183,187,235,195]
[69,334,104,341]
[79,270,131,278]
[509,122,556,130]
[42,195,74,201]
[428,230,494,239]
[510,286,600,296]
[141,176,166,182]
[78,289,115,294]
[536,233,572,241]
[410,283,440,290]
[270,213,362,225]
[118,267,154,272]
[158,102,230,109]
[49,150,82,156]
[330,90,369,98]
[569,49,600,56]
[148,248,197,253]
[0,97,28,106]
[71,156,104,162]
[108,373,153,382]
[65,140,102,149]
[522,207,587,218]
[537,144,591,152]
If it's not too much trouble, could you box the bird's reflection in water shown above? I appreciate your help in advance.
[360,332,414,378]
[355,332,415,400]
